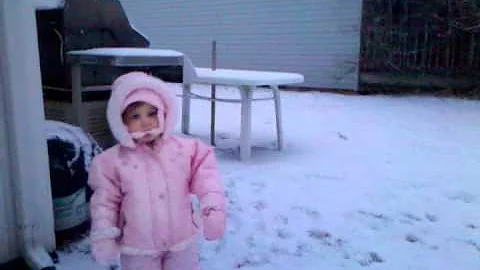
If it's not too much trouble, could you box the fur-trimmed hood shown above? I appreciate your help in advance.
[107,72,177,148]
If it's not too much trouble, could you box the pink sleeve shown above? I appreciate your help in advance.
[87,155,122,259]
[189,140,226,239]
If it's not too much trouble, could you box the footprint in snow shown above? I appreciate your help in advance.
[425,213,438,222]
[357,210,391,221]
[307,229,331,240]
[235,253,270,268]
[274,214,289,225]
[251,181,266,193]
[276,228,293,239]
[466,224,477,229]
[448,191,476,203]
[465,240,480,252]
[402,212,423,222]
[253,201,267,211]
[337,132,349,141]
[357,252,384,266]
[226,212,243,234]
[307,230,345,248]
[269,242,312,257]
[292,206,321,219]
[255,220,267,232]
[270,244,290,256]
[293,243,313,257]
[405,233,422,244]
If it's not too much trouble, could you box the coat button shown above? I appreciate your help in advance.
[158,193,165,199]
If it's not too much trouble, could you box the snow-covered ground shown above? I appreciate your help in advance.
[56,85,480,270]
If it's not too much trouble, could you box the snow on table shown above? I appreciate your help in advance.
[194,68,304,86]
[35,0,64,9]
[67,48,184,57]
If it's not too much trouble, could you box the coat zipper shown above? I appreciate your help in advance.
[151,148,173,250]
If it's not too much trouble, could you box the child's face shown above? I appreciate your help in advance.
[123,102,161,135]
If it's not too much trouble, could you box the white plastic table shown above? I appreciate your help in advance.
[181,59,304,161]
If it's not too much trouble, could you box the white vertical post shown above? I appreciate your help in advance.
[0,0,56,267]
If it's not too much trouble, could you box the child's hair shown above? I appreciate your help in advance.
[122,101,148,124]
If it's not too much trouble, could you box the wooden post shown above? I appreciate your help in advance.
[210,40,217,146]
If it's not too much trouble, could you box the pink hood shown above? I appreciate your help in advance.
[107,72,177,148]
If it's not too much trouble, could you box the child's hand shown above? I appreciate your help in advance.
[91,239,120,266]
[202,207,225,241]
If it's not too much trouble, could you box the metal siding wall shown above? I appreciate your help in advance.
[121,0,362,90]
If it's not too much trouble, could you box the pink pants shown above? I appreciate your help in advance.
[120,244,200,270]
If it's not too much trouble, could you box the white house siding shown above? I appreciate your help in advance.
[0,1,57,264]
[0,43,19,264]
[0,85,19,264]
[120,0,363,90]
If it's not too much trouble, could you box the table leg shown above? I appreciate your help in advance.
[240,86,253,161]
[272,86,284,150]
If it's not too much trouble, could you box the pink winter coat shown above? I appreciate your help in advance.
[87,72,226,265]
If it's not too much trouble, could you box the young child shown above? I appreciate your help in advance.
[87,71,226,270]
